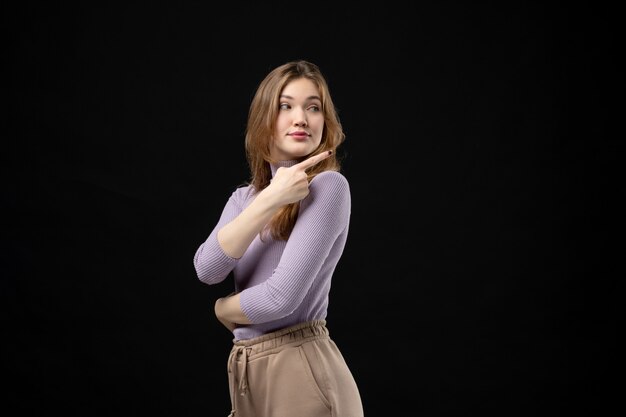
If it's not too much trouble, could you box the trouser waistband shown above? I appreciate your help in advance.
[227,320,329,413]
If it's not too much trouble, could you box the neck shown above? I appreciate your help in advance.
[270,159,298,177]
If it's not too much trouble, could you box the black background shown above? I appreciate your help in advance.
[4,2,621,416]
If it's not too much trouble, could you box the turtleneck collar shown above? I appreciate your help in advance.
[270,160,298,177]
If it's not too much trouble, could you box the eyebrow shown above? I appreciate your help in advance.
[279,94,321,102]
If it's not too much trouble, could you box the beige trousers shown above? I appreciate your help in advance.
[227,320,364,417]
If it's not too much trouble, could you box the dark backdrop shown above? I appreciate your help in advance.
[4,2,620,416]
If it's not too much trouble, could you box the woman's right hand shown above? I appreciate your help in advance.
[216,150,333,259]
[263,150,332,206]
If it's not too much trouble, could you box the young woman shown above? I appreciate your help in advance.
[193,60,364,417]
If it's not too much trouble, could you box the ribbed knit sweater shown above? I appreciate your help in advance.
[193,160,351,341]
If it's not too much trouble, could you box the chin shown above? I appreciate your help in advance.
[287,147,315,159]
[273,141,319,160]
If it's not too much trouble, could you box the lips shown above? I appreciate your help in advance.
[289,131,310,138]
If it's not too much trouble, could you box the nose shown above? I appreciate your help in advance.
[293,107,307,127]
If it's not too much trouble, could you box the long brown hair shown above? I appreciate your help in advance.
[245,60,345,240]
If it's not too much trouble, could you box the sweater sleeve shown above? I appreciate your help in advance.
[193,186,251,285]
[239,171,351,323]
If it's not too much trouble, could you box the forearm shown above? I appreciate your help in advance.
[217,190,281,258]
[215,293,253,326]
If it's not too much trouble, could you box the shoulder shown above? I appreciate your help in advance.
[310,170,349,188]
[302,171,351,217]
[308,170,350,198]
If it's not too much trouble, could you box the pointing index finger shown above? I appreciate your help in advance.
[295,150,333,170]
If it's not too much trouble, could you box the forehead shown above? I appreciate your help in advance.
[280,78,320,100]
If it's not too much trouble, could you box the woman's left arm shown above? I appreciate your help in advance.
[240,171,351,323]
[215,171,351,326]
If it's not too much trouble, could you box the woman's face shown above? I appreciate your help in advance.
[270,77,324,161]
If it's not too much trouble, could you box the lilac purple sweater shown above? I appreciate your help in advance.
[193,160,351,341]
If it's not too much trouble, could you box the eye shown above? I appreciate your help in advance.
[279,103,291,110]
[308,105,321,112]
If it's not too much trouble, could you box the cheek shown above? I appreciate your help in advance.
[313,119,325,135]
[274,115,287,131]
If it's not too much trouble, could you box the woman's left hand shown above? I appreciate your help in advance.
[214,296,237,332]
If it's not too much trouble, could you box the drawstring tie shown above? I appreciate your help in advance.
[227,345,250,416]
